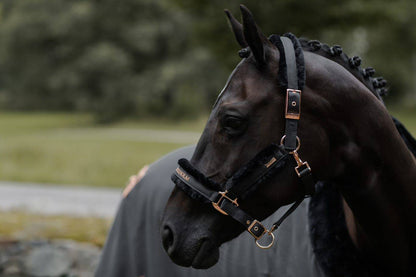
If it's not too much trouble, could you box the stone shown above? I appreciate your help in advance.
[0,239,101,276]
[23,245,72,277]
[3,262,22,275]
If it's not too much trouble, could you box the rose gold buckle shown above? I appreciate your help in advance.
[247,220,275,249]
[285,89,301,120]
[212,190,238,216]
[247,220,266,240]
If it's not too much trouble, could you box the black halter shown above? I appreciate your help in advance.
[171,34,316,249]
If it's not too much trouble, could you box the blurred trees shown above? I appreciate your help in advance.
[175,0,416,104]
[0,0,225,122]
[0,0,414,122]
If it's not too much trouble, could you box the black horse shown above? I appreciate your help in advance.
[161,5,416,276]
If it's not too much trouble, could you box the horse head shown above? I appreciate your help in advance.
[160,5,402,270]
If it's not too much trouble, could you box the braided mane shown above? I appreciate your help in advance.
[299,38,388,102]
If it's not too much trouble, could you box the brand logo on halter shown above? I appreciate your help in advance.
[176,167,190,181]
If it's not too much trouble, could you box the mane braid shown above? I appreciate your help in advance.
[299,38,388,101]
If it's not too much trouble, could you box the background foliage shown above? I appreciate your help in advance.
[0,0,415,122]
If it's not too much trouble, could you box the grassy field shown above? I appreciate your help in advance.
[0,210,110,246]
[0,112,207,188]
[0,109,414,188]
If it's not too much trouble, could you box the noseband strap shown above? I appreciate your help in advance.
[172,144,292,245]
[171,33,315,249]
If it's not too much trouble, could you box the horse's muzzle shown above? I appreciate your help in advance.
[161,222,219,268]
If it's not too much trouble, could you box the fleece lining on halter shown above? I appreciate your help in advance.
[224,144,289,199]
[172,144,289,203]
[269,33,306,94]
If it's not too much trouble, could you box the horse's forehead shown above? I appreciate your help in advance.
[218,60,274,105]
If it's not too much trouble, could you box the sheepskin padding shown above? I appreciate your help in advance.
[225,144,290,199]
[178,158,222,191]
[269,33,306,93]
[173,144,289,202]
[308,182,379,276]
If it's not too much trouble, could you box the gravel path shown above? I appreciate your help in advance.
[0,181,121,218]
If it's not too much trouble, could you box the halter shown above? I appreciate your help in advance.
[171,34,316,249]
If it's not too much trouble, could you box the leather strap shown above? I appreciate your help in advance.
[284,118,299,151]
[298,164,315,196]
[175,166,219,202]
[280,36,301,151]
[280,37,298,89]
[220,200,266,239]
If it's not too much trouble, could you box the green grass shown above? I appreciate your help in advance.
[0,112,92,136]
[0,210,111,246]
[0,112,207,187]
[0,112,208,244]
[0,109,414,188]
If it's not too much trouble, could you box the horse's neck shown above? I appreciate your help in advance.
[334,99,416,203]
[331,93,416,274]
[303,49,416,274]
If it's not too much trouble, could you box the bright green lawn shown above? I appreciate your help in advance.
[0,112,206,188]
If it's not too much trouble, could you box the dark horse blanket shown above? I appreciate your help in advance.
[95,118,416,277]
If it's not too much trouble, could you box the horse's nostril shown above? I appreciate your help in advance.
[162,225,175,252]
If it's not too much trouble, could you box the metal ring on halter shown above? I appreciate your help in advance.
[255,232,275,249]
[280,135,301,153]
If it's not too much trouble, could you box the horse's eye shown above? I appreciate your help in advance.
[222,115,247,135]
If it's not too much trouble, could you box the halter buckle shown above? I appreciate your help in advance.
[285,89,301,120]
[247,220,275,249]
[212,190,238,216]
[247,219,266,240]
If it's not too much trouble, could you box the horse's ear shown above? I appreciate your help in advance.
[224,9,247,48]
[240,5,267,66]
